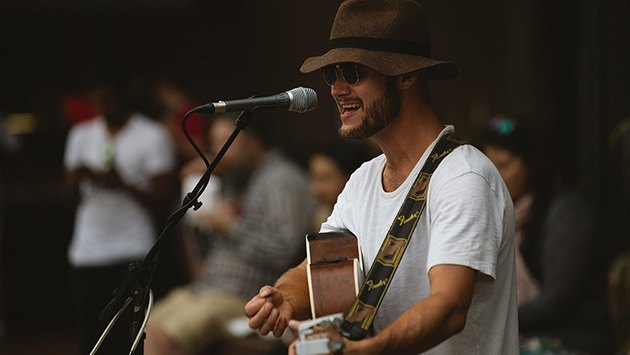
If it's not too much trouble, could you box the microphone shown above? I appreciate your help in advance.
[196,87,318,114]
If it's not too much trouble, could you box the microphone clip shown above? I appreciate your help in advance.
[234,111,255,130]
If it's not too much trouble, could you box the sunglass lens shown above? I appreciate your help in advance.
[322,63,359,86]
[322,65,337,86]
[340,63,358,85]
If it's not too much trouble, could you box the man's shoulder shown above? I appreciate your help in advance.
[66,118,105,149]
[128,114,168,133]
[430,144,510,204]
[126,114,173,145]
[69,116,102,134]
[437,144,498,179]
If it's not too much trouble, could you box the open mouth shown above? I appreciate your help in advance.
[340,102,361,116]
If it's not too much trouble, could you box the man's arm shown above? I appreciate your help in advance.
[346,264,477,355]
[65,165,176,221]
[95,167,176,213]
[122,171,176,214]
[64,166,94,205]
[245,258,312,337]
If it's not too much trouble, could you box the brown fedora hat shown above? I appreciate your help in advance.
[300,0,458,80]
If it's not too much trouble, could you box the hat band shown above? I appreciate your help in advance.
[329,37,431,57]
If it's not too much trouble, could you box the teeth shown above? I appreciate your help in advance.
[342,103,360,110]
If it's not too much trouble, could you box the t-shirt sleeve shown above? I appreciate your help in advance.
[319,188,350,233]
[319,164,361,234]
[63,126,83,170]
[427,171,505,279]
[143,126,176,175]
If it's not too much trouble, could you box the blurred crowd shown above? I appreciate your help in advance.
[0,57,628,355]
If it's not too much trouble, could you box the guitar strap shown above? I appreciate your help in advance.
[340,133,467,340]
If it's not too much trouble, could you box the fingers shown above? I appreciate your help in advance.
[245,286,286,336]
[273,315,287,338]
[258,302,280,335]
[243,295,266,318]
[244,286,277,317]
[246,298,271,330]
[287,320,307,355]
[288,339,298,355]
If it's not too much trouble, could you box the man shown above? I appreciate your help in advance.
[244,0,519,354]
[64,61,177,354]
[145,114,315,355]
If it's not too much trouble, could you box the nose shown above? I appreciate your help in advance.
[330,70,351,97]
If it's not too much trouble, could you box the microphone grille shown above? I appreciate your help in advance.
[288,87,318,113]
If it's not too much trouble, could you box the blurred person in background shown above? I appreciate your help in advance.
[154,75,207,164]
[63,59,178,354]
[176,113,240,281]
[482,115,613,354]
[308,140,371,231]
[145,113,314,355]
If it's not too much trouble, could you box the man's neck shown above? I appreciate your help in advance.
[373,111,444,192]
[105,113,132,136]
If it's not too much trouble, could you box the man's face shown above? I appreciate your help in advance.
[89,84,131,127]
[483,145,529,201]
[209,117,247,173]
[308,154,349,207]
[330,65,400,139]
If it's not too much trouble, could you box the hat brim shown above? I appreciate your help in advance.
[300,47,459,80]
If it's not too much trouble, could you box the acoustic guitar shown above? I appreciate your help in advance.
[296,231,363,355]
[305,231,363,319]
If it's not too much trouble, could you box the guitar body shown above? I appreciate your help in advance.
[306,231,363,319]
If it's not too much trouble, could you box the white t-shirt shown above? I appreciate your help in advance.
[321,126,519,354]
[64,114,176,267]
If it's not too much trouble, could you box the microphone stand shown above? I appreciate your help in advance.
[91,110,256,355]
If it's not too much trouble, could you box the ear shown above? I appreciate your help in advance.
[396,70,420,90]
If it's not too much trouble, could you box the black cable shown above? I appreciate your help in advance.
[181,108,210,168]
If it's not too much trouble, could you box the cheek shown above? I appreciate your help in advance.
[310,175,330,197]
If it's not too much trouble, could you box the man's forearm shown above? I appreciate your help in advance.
[372,265,475,354]
[372,293,467,354]
[64,167,90,205]
[123,172,176,213]
[275,260,312,320]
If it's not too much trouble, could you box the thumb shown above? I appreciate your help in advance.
[288,319,309,339]
[288,319,302,332]
[258,285,278,298]
[289,318,314,336]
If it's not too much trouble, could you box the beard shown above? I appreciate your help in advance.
[339,77,400,140]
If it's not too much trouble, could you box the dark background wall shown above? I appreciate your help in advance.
[0,0,627,350]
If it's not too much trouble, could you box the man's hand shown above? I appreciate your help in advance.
[287,318,375,355]
[199,199,237,235]
[244,286,293,338]
[91,167,125,189]
[287,319,304,355]
[74,165,124,189]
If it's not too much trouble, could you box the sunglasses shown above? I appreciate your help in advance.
[322,63,361,86]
